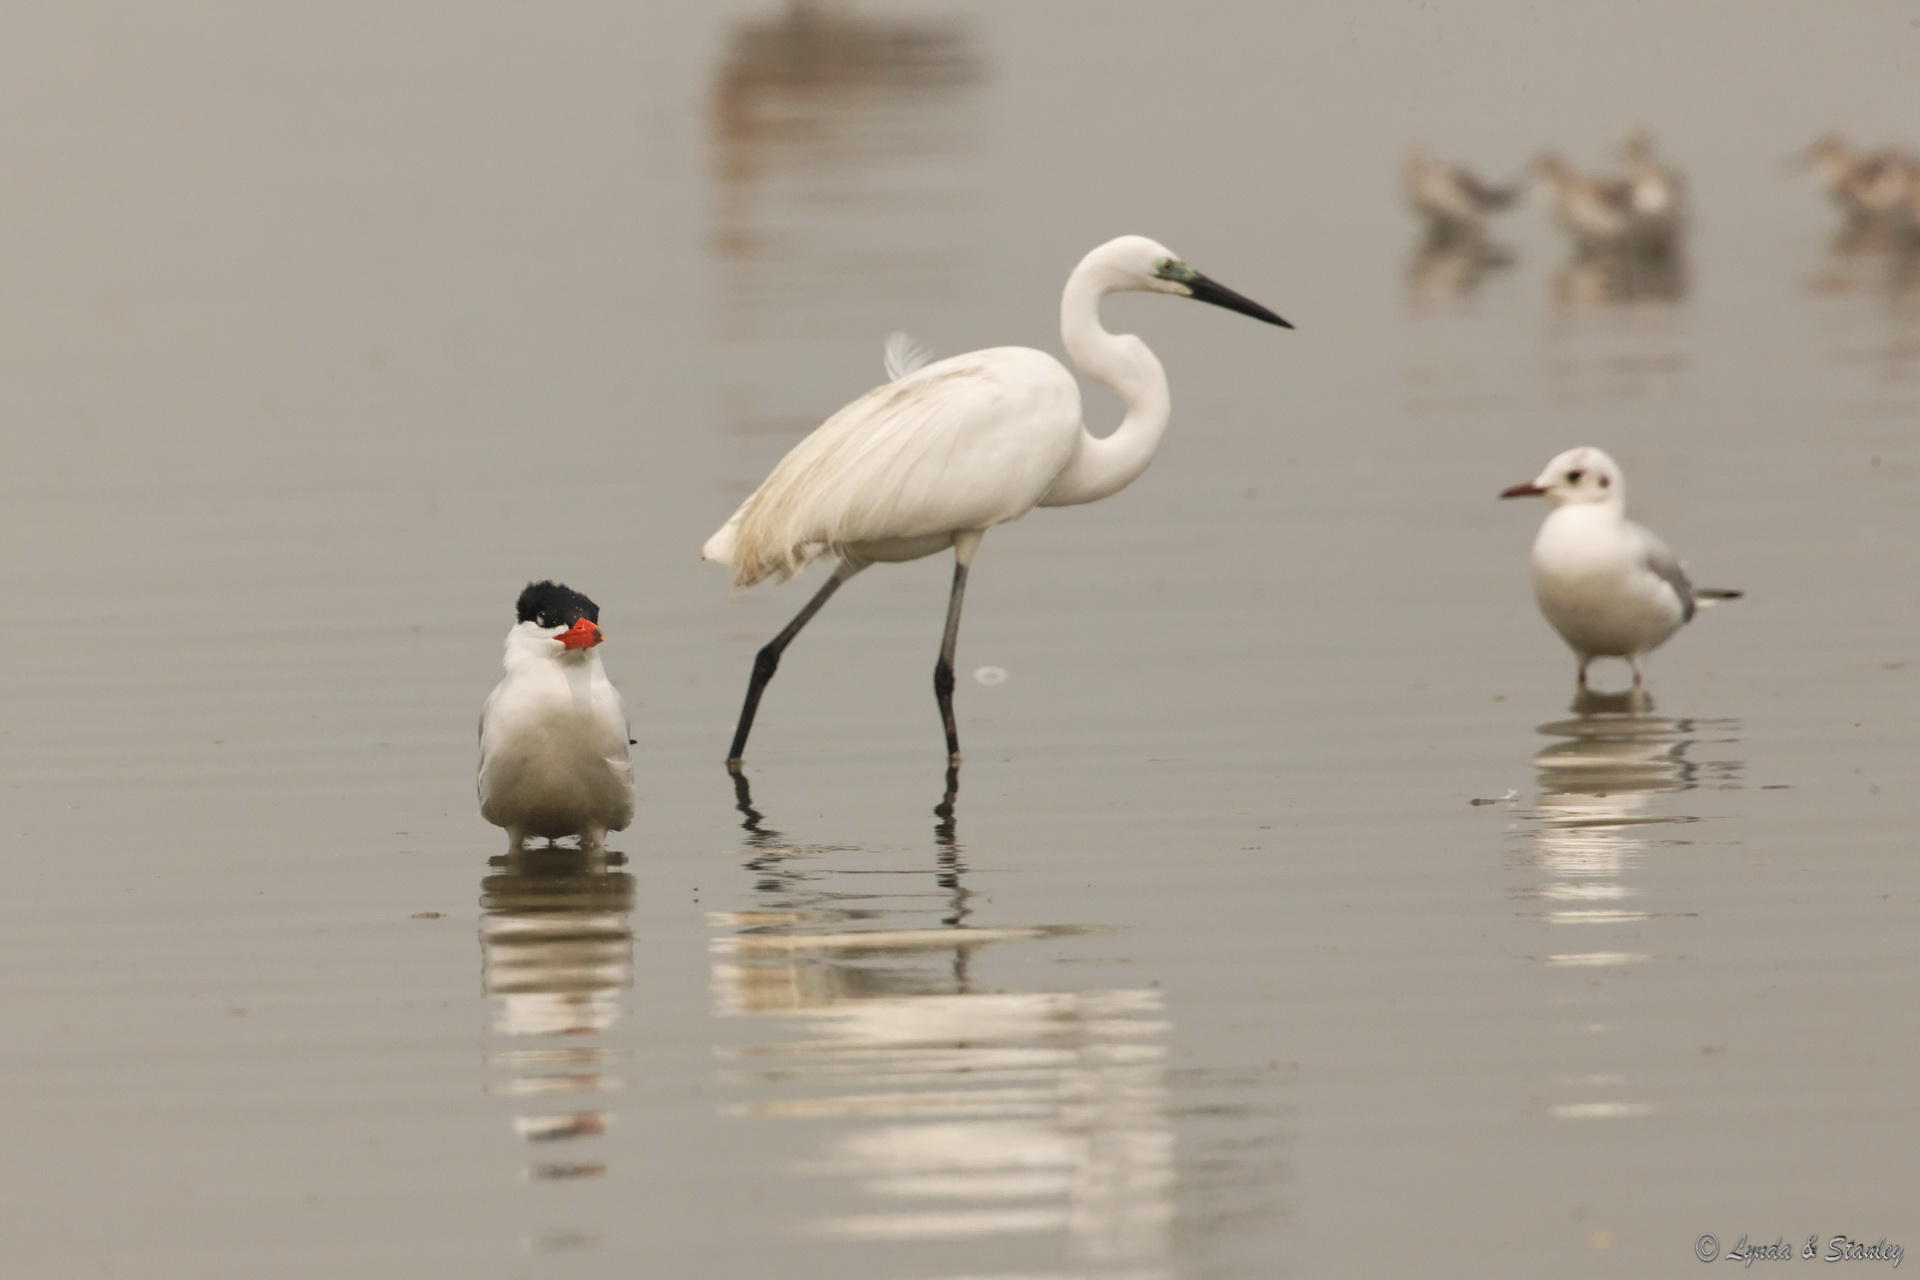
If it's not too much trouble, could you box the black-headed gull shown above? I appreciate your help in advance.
[1501,447,1741,694]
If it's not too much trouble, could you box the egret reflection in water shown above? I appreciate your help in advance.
[711,775,1174,1272]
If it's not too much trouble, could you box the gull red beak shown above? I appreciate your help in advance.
[557,618,603,651]
[1499,482,1547,499]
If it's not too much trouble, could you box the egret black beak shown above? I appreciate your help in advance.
[1186,272,1293,329]
[1499,482,1546,499]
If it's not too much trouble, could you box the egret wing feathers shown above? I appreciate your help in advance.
[883,331,936,381]
[706,349,1078,588]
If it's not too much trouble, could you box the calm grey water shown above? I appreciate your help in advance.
[3,3,1918,1276]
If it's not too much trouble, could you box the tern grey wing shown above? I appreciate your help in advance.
[1639,529,1697,622]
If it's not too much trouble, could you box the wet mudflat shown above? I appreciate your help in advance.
[2,3,1917,1277]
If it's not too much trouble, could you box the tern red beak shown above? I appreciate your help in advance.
[1499,482,1547,499]
[557,618,603,650]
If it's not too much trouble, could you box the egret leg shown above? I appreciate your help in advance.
[934,532,984,766]
[727,559,864,768]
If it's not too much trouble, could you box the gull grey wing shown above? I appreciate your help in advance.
[1640,531,1696,622]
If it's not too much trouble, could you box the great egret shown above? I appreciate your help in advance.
[478,581,634,851]
[1500,447,1741,694]
[703,234,1291,767]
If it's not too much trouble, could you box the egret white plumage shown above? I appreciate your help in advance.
[478,581,635,851]
[703,234,1291,767]
[1500,448,1741,695]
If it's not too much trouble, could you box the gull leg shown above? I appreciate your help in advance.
[1627,654,1653,711]
[934,532,984,766]
[727,559,866,768]
[1577,656,1593,691]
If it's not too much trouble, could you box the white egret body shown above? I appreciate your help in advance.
[1501,447,1741,694]
[703,234,1291,766]
[479,581,634,851]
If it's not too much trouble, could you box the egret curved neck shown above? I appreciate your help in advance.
[1040,268,1171,508]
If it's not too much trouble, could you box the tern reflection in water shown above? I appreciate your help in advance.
[479,846,635,1186]
[1515,708,1740,1124]
[714,772,1174,1273]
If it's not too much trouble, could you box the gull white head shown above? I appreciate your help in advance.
[1077,235,1293,327]
[1500,446,1625,508]
[506,579,606,664]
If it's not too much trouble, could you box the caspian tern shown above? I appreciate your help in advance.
[478,581,634,851]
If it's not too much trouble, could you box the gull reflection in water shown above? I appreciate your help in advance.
[480,847,635,1187]
[1517,705,1740,1123]
[713,774,1173,1275]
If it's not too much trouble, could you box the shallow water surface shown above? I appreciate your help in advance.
[3,3,1918,1276]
